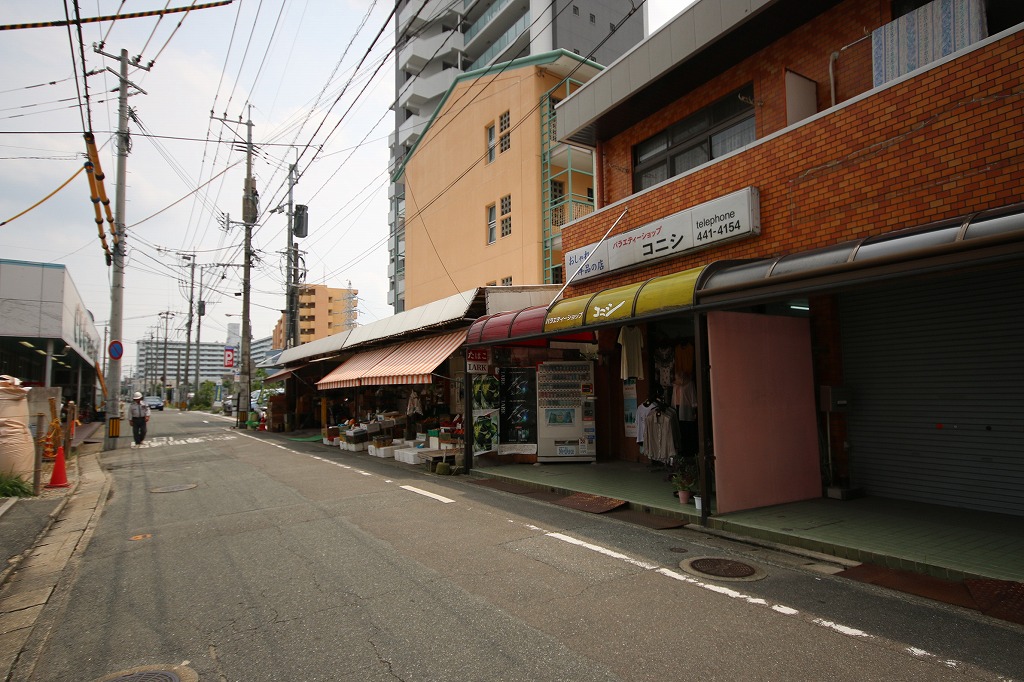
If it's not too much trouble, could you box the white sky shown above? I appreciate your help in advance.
[0,0,687,371]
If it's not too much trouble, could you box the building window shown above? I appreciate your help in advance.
[632,84,756,192]
[501,276,512,286]
[552,265,564,284]
[572,5,579,16]
[486,124,495,163]
[610,22,615,32]
[500,194,512,237]
[486,280,497,286]
[499,111,511,152]
[486,204,497,244]
[590,13,596,24]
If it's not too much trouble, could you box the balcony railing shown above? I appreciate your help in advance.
[468,10,529,71]
[464,0,512,44]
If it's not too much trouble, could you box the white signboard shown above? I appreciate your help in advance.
[565,187,760,281]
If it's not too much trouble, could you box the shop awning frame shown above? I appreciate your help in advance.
[466,266,712,347]
[317,346,399,390]
[358,330,467,385]
[699,202,1024,307]
[316,330,468,390]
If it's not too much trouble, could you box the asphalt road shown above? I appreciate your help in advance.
[24,410,1024,681]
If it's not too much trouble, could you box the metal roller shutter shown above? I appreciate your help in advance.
[839,265,1024,516]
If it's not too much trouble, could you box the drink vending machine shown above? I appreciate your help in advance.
[536,360,596,463]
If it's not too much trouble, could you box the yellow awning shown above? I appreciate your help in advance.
[543,266,706,332]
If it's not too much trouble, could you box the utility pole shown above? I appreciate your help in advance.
[241,109,255,428]
[182,254,195,408]
[194,265,206,398]
[286,163,297,349]
[159,310,175,402]
[101,48,134,449]
[211,107,256,428]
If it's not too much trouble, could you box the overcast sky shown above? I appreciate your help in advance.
[0,0,688,371]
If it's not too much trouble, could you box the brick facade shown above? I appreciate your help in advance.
[565,11,1023,298]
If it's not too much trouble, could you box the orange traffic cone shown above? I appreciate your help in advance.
[46,446,70,488]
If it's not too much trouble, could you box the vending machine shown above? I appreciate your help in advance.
[536,360,596,463]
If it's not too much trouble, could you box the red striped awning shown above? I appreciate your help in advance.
[359,330,467,386]
[316,346,398,390]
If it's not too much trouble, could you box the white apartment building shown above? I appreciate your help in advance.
[388,0,648,311]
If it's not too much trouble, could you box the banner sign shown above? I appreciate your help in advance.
[466,348,491,374]
[564,187,760,281]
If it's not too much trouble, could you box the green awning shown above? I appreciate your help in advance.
[544,266,706,332]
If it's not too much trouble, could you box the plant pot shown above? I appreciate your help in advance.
[677,490,690,504]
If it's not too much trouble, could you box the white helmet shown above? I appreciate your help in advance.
[133,392,143,399]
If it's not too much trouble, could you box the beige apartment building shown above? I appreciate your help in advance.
[272,283,357,348]
[394,51,601,309]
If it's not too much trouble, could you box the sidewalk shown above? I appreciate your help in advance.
[0,433,110,681]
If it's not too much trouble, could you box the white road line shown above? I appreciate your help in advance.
[400,485,454,503]
[546,532,659,570]
[224,434,979,675]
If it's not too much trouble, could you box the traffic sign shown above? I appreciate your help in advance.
[108,340,123,361]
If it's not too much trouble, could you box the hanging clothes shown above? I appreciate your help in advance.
[635,399,657,444]
[618,326,645,380]
[643,404,680,463]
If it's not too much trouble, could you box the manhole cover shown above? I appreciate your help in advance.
[691,557,756,577]
[680,556,767,582]
[149,483,197,493]
[111,673,180,682]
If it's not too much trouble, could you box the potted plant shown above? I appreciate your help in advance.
[671,462,699,505]
[671,471,695,504]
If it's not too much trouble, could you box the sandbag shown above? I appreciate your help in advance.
[0,375,35,480]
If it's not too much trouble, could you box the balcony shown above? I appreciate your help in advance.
[401,67,458,109]
[398,31,462,74]
[398,0,460,36]
[463,0,515,49]
[467,10,529,71]
[394,113,429,150]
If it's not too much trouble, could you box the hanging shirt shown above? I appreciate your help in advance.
[618,326,644,380]
[635,400,656,444]
[643,404,680,463]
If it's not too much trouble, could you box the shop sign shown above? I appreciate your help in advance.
[466,348,490,373]
[564,187,760,281]
[224,347,236,368]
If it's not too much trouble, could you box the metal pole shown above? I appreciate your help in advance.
[241,111,254,428]
[183,255,195,408]
[287,163,297,348]
[546,207,628,309]
[103,48,129,450]
[195,267,204,397]
[160,311,172,402]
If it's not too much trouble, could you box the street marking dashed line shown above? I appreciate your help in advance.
[400,485,454,503]
[233,430,976,675]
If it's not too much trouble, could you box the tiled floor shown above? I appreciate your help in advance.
[472,459,1024,582]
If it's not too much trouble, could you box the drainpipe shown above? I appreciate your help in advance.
[596,140,605,209]
[829,33,872,107]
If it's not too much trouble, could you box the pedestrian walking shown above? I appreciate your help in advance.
[128,391,150,446]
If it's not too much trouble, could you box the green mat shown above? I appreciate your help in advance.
[288,435,324,442]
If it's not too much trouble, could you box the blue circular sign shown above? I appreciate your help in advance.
[108,340,124,360]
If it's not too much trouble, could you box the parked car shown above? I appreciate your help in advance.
[144,396,164,411]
